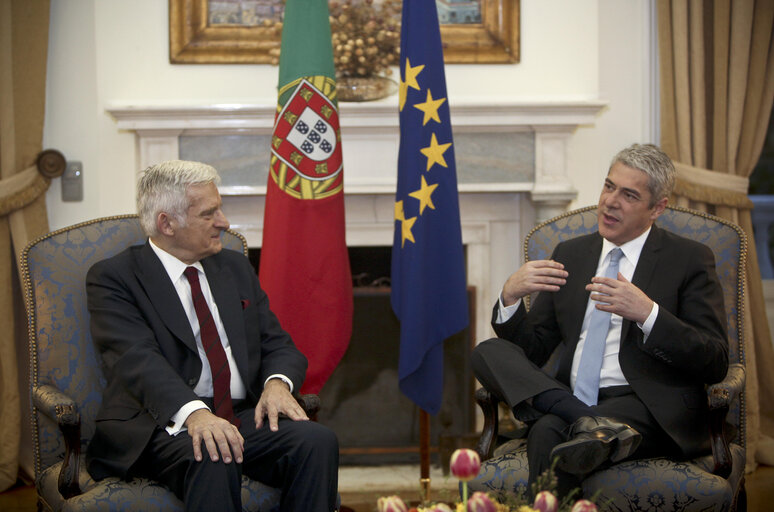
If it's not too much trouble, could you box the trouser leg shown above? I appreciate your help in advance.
[527,414,580,500]
[238,409,339,512]
[133,426,242,512]
[472,338,569,422]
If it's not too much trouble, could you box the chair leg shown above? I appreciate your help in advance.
[732,479,746,512]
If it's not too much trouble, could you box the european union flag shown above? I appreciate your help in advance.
[391,0,469,415]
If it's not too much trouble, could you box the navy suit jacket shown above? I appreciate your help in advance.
[492,225,729,457]
[85,242,307,479]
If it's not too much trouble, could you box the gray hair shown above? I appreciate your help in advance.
[137,160,221,237]
[610,143,676,207]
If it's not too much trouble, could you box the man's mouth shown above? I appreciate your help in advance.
[601,211,619,225]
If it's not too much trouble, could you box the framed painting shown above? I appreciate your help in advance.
[169,0,519,65]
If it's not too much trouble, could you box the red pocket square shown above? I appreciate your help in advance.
[241,299,250,309]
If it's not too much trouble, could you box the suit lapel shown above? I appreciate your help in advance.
[622,225,663,341]
[135,243,198,354]
[202,256,250,382]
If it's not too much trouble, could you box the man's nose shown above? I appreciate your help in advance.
[604,190,620,207]
[215,210,230,230]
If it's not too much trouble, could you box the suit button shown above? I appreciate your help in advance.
[188,378,196,386]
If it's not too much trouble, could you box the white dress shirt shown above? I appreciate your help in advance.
[149,240,292,434]
[496,228,659,391]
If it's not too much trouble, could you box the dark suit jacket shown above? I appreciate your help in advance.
[85,242,308,479]
[492,225,729,457]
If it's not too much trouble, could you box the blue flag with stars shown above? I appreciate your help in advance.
[391,0,469,415]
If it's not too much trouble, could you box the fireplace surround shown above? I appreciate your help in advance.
[108,98,605,351]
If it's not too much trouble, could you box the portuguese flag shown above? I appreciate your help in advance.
[259,0,352,394]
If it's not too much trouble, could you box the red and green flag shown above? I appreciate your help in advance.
[259,0,352,394]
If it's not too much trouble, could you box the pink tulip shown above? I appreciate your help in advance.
[467,491,496,512]
[450,448,481,481]
[377,495,408,512]
[570,499,598,512]
[533,490,558,512]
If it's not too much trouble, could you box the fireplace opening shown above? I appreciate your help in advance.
[248,246,476,466]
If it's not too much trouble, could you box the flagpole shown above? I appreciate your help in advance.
[420,409,431,503]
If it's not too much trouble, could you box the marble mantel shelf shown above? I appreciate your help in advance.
[107,99,607,216]
[107,99,607,131]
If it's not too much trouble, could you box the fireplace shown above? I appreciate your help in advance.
[248,246,475,464]
[107,99,604,438]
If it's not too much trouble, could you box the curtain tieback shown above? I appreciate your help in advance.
[673,161,752,209]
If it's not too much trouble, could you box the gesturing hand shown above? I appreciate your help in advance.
[185,408,244,464]
[501,259,568,306]
[255,378,309,432]
[586,272,653,324]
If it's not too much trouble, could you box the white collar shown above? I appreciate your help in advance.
[148,238,204,283]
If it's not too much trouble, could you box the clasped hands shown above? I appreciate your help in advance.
[502,259,653,324]
[184,378,309,464]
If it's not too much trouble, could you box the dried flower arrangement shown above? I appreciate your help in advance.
[329,0,402,78]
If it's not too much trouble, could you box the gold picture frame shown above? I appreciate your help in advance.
[169,0,519,65]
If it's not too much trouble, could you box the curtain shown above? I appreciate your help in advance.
[0,0,52,491]
[657,0,774,472]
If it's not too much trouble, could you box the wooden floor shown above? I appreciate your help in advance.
[2,464,773,511]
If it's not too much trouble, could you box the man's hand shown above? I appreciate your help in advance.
[586,272,653,324]
[185,408,244,464]
[501,260,568,306]
[255,378,309,432]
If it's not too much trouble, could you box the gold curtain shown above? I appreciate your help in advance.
[0,0,52,491]
[657,0,774,472]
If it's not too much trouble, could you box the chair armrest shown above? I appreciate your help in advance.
[32,384,82,499]
[475,387,500,461]
[707,363,745,410]
[706,363,745,479]
[297,394,321,419]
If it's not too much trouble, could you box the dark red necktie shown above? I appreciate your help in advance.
[184,266,240,427]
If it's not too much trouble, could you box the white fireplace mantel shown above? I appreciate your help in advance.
[106,99,605,346]
[108,99,605,210]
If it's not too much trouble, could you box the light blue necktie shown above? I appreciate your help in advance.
[574,247,623,406]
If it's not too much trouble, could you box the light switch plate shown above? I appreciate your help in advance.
[62,161,83,202]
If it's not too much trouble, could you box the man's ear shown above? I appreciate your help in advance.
[157,212,175,236]
[650,197,668,220]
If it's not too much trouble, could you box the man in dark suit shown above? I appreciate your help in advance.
[472,143,728,497]
[85,160,339,512]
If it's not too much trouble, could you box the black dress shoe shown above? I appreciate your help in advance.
[549,416,642,476]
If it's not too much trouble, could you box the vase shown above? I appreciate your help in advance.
[336,76,398,102]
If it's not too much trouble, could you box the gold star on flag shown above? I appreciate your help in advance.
[413,89,446,125]
[395,200,416,247]
[401,215,417,247]
[395,200,406,221]
[399,58,425,112]
[409,176,439,215]
[420,133,452,171]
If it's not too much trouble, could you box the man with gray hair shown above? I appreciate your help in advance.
[85,160,339,511]
[472,144,728,497]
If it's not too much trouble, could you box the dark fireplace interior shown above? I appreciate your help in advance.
[248,246,475,466]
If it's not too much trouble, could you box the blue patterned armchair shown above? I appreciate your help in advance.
[469,206,747,512]
[20,215,320,512]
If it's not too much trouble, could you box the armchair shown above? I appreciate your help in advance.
[469,206,747,511]
[21,215,320,512]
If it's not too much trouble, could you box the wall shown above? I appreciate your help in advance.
[43,0,654,231]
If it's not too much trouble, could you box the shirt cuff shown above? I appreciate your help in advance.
[165,400,209,436]
[265,374,294,393]
[496,294,522,324]
[638,302,659,341]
